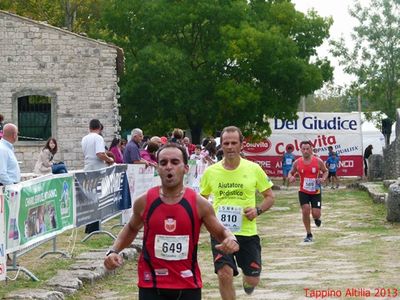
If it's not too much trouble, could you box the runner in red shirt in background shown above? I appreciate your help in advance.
[288,141,328,243]
[104,143,239,300]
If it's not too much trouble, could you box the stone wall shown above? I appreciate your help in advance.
[383,109,400,179]
[0,11,121,172]
[386,179,400,222]
[367,154,384,181]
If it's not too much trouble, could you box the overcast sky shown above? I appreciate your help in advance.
[291,0,370,86]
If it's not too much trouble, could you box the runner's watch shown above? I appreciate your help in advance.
[106,249,119,256]
[256,207,263,216]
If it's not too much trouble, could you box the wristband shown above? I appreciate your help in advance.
[256,207,263,216]
[106,249,119,256]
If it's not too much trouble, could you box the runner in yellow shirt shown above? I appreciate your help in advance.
[200,126,275,300]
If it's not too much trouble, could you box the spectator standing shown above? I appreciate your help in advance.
[0,114,4,139]
[183,137,196,156]
[0,123,21,186]
[81,119,114,233]
[82,119,114,171]
[140,141,159,166]
[120,138,127,154]
[364,144,373,177]
[160,136,168,145]
[150,136,163,147]
[170,128,184,144]
[109,138,124,164]
[201,138,218,166]
[0,123,21,266]
[123,128,148,165]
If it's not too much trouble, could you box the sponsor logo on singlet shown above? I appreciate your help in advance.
[164,217,176,232]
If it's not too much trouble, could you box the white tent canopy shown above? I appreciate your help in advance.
[360,112,396,155]
[361,120,385,155]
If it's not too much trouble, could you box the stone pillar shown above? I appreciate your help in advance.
[386,178,400,222]
[368,154,383,181]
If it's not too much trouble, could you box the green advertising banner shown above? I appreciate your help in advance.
[5,174,75,254]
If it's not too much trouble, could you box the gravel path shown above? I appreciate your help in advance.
[198,187,400,300]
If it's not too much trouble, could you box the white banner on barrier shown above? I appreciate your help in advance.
[122,165,159,223]
[0,189,6,281]
[185,160,207,193]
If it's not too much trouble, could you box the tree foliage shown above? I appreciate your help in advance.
[0,0,333,142]
[0,0,103,33]
[330,0,400,121]
[302,81,372,113]
[101,0,332,142]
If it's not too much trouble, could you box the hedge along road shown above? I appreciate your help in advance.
[67,186,400,300]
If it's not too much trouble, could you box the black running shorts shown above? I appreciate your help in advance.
[298,191,322,209]
[328,171,337,178]
[139,288,201,300]
[211,235,262,277]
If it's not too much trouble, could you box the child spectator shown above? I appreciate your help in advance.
[190,145,202,160]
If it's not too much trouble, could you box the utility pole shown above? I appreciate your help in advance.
[358,94,365,179]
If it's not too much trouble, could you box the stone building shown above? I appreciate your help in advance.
[0,10,123,172]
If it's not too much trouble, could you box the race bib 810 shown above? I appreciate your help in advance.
[217,205,243,232]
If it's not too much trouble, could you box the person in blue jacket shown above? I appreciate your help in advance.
[282,145,295,188]
[326,152,340,189]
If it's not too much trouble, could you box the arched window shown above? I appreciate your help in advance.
[18,95,51,141]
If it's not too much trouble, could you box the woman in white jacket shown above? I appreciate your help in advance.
[33,138,58,175]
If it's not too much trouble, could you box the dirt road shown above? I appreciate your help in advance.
[199,187,400,299]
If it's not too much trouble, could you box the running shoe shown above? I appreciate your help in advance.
[304,236,313,243]
[243,282,255,295]
[314,218,322,227]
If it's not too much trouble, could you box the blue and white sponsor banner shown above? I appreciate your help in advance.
[74,165,127,227]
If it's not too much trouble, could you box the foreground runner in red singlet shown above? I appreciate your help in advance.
[288,140,328,243]
[104,143,239,300]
